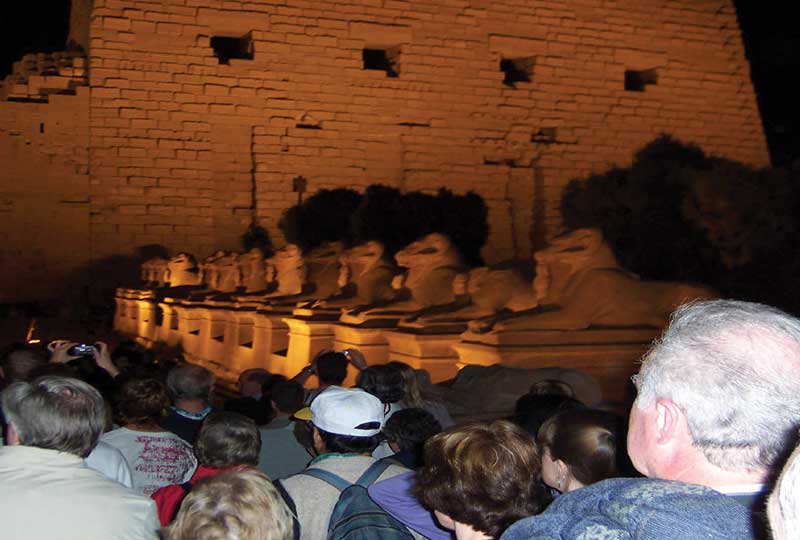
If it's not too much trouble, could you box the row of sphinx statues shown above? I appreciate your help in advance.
[136,228,716,334]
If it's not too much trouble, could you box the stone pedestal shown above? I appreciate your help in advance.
[157,302,181,346]
[170,304,204,357]
[229,310,289,374]
[453,327,660,402]
[384,331,461,383]
[331,324,391,385]
[274,317,337,378]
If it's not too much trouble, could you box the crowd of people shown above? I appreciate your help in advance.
[1,299,799,540]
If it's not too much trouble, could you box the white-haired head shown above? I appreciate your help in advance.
[634,299,800,472]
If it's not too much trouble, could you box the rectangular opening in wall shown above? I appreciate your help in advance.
[362,47,399,77]
[155,307,164,327]
[500,57,534,87]
[170,313,179,331]
[624,68,658,92]
[211,32,254,65]
[238,319,254,349]
[211,321,225,342]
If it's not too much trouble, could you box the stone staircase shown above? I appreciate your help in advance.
[0,51,88,103]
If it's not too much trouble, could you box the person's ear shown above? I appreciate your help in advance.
[6,423,20,445]
[554,458,570,479]
[654,398,684,445]
[311,426,325,454]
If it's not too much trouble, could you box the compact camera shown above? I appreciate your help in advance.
[67,343,97,357]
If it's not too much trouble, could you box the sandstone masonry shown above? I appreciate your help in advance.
[0,0,768,301]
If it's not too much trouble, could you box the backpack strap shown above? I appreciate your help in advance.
[275,480,301,540]
[300,467,352,492]
[355,459,391,488]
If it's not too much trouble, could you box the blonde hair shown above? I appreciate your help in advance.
[386,361,442,408]
[164,469,294,540]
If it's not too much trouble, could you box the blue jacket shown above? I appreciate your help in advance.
[501,478,756,540]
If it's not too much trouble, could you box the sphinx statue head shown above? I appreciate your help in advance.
[301,242,344,299]
[211,252,241,292]
[200,250,227,288]
[165,253,201,287]
[238,248,268,293]
[394,233,465,307]
[264,244,307,296]
[141,257,168,287]
[532,228,620,304]
[336,240,396,303]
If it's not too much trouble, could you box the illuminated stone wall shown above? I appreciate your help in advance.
[0,0,768,301]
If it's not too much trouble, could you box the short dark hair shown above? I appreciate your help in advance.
[271,380,304,414]
[510,394,585,438]
[260,374,288,399]
[383,407,442,455]
[315,352,348,385]
[0,344,47,383]
[356,365,405,404]
[537,408,623,486]
[414,420,550,538]
[195,411,261,468]
[315,425,380,455]
[115,377,170,425]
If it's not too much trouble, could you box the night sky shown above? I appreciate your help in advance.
[1,1,797,166]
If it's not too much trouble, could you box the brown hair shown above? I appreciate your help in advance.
[195,412,261,468]
[537,408,621,486]
[115,377,170,425]
[414,420,549,538]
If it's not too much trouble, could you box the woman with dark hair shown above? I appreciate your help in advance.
[356,364,405,417]
[356,365,406,459]
[101,377,197,495]
[537,408,627,493]
[414,420,551,540]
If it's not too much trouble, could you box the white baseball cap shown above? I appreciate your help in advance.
[295,386,384,437]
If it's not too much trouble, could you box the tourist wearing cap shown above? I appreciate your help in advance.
[276,386,415,540]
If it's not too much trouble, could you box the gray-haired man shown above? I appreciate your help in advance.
[0,376,159,539]
[504,300,800,540]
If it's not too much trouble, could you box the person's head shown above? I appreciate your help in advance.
[1,376,105,457]
[0,344,47,384]
[167,363,215,403]
[383,407,442,463]
[356,364,405,406]
[195,411,261,468]
[528,379,575,398]
[511,393,584,439]
[261,373,288,400]
[270,380,304,415]
[115,377,171,425]
[314,351,348,386]
[629,300,800,483]
[298,386,384,455]
[537,408,623,492]
[238,369,272,398]
[386,361,424,406]
[415,420,550,539]
[769,439,800,540]
[164,469,294,540]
